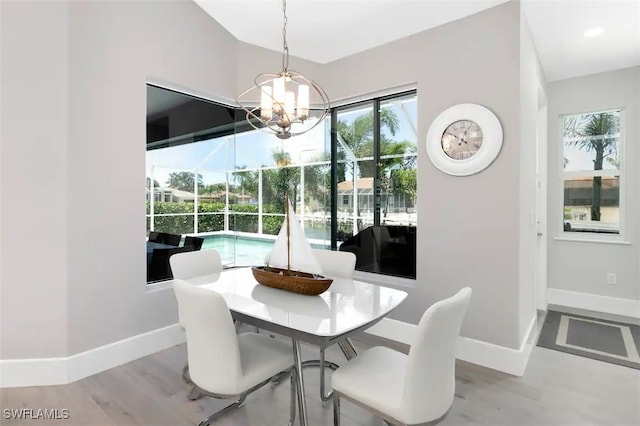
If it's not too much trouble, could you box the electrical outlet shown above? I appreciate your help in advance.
[607,272,617,285]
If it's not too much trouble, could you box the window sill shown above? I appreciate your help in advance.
[553,236,632,246]
[145,279,175,293]
[354,270,416,290]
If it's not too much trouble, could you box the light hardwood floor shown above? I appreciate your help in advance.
[1,332,639,426]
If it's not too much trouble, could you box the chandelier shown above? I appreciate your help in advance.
[236,0,330,140]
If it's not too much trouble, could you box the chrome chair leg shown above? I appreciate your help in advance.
[337,338,358,360]
[183,364,204,400]
[333,394,341,426]
[289,367,297,426]
[187,386,202,401]
[271,368,292,385]
[193,369,292,425]
[297,339,357,402]
[319,347,333,402]
[197,395,246,426]
[182,364,191,383]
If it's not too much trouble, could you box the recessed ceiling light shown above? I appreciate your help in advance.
[583,27,604,38]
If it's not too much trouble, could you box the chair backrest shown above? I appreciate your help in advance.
[169,249,222,281]
[173,279,242,395]
[184,236,204,250]
[162,233,182,246]
[148,246,195,282]
[401,287,472,424]
[148,231,162,242]
[312,249,356,279]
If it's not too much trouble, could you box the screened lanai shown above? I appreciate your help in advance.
[146,85,418,281]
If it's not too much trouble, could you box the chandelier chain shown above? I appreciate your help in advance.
[281,0,289,71]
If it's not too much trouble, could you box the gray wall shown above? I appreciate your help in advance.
[1,0,70,359]
[319,1,529,349]
[547,66,640,301]
[1,0,540,359]
[66,0,238,354]
[1,0,239,358]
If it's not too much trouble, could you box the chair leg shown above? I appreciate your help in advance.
[299,348,340,401]
[333,394,341,426]
[182,364,191,383]
[289,368,297,426]
[319,347,332,403]
[197,395,246,426]
[187,386,203,401]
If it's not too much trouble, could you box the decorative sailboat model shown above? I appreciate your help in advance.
[251,196,333,296]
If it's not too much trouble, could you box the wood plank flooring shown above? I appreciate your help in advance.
[2,331,639,426]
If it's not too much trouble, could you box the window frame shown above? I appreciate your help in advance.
[330,90,417,278]
[558,107,626,241]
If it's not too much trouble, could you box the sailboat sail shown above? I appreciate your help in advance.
[267,198,324,275]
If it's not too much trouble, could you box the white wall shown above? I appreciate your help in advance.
[1,0,69,359]
[547,66,640,303]
[66,0,239,355]
[319,1,525,349]
[1,0,239,358]
[1,0,545,363]
[518,9,546,340]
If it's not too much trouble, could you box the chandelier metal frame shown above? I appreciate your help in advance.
[236,0,330,139]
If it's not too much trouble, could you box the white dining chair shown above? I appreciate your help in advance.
[169,248,222,281]
[169,248,224,396]
[173,279,297,426]
[312,249,357,280]
[308,249,357,402]
[331,287,472,426]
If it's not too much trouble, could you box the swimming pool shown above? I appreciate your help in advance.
[201,234,329,267]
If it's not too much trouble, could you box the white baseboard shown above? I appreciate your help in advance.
[365,315,537,376]
[0,324,185,388]
[456,315,536,376]
[0,357,68,388]
[547,288,640,319]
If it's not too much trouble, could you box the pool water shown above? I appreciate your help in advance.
[201,234,329,267]
[202,235,273,266]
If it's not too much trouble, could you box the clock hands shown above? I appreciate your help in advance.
[445,131,469,145]
[453,123,475,144]
[461,122,473,143]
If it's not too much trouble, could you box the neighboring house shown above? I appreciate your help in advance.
[337,177,414,214]
[564,176,619,225]
[146,187,196,203]
[146,186,252,205]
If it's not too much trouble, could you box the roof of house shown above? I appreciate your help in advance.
[337,177,373,192]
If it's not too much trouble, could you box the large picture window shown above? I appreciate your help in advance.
[561,109,622,235]
[333,91,417,278]
[146,85,416,283]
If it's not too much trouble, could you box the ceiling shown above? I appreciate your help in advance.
[194,0,640,82]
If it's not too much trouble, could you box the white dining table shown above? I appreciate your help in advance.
[188,267,408,426]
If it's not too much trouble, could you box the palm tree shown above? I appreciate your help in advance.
[564,112,619,221]
[336,108,400,180]
[337,107,415,217]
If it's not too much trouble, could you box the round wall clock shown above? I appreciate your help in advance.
[426,103,503,176]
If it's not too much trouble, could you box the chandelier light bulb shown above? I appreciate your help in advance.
[260,86,273,121]
[297,84,309,119]
[272,76,286,114]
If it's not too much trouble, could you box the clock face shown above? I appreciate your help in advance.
[441,120,483,160]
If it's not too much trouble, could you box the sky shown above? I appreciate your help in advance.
[146,96,418,189]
